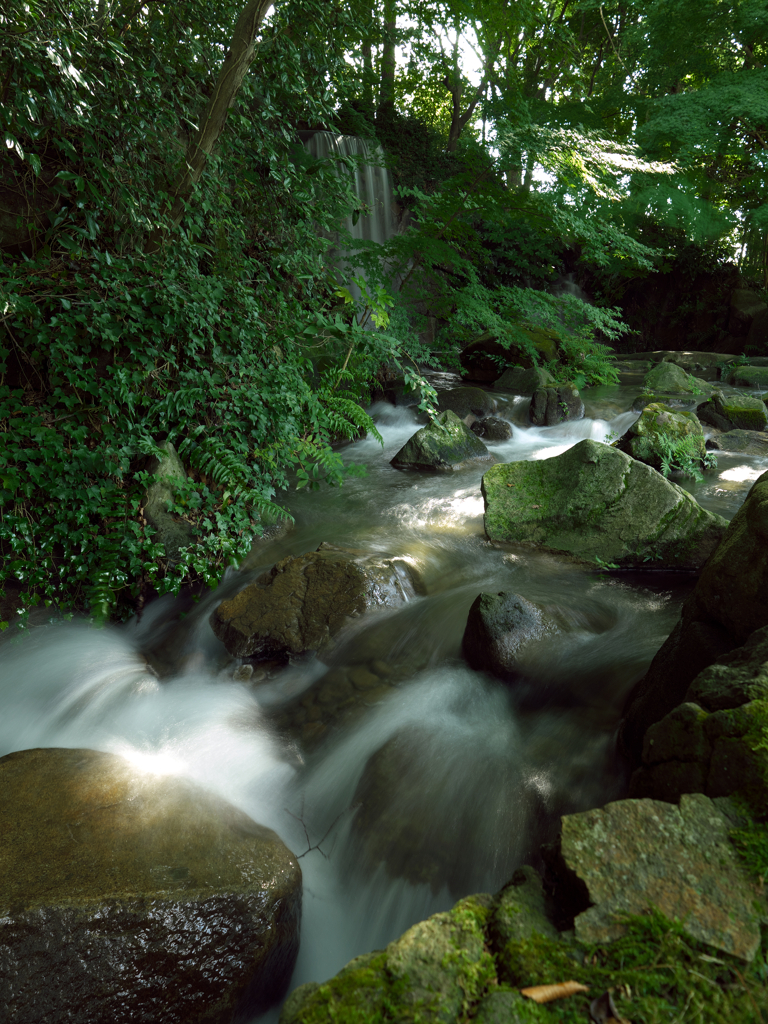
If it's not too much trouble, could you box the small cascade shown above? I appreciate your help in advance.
[300,131,395,301]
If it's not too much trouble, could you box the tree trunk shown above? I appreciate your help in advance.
[378,0,396,118]
[147,0,273,252]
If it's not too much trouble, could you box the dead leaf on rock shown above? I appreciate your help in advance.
[520,980,590,1003]
[590,989,633,1024]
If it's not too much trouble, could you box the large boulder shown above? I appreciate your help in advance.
[642,361,704,395]
[436,386,496,424]
[555,794,763,961]
[210,543,416,660]
[391,410,493,471]
[698,390,768,432]
[728,364,768,389]
[481,439,727,569]
[620,470,768,760]
[0,747,301,1024]
[494,365,555,395]
[529,384,584,426]
[462,592,554,682]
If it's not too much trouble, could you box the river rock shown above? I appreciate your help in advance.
[687,626,768,711]
[559,794,763,960]
[529,384,584,426]
[436,386,496,424]
[280,894,496,1024]
[494,365,555,395]
[728,364,768,389]
[391,409,492,471]
[143,440,195,560]
[625,403,706,467]
[706,428,768,456]
[0,747,301,1024]
[462,591,554,682]
[472,416,513,441]
[481,438,727,568]
[698,390,768,432]
[642,361,704,395]
[210,543,416,659]
[489,866,559,947]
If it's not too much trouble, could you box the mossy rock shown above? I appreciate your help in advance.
[495,365,555,396]
[698,391,768,432]
[529,385,584,427]
[707,429,768,456]
[627,403,706,465]
[279,895,496,1024]
[481,438,727,569]
[728,365,768,389]
[436,386,497,422]
[391,409,493,471]
[643,361,705,395]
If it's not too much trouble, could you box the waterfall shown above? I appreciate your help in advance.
[299,131,395,303]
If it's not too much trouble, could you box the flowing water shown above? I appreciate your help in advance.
[1,377,766,1020]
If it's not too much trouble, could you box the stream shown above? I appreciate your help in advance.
[1,376,766,1021]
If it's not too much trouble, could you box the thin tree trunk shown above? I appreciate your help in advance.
[147,0,273,252]
[378,0,396,118]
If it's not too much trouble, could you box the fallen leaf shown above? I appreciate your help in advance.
[520,980,590,1003]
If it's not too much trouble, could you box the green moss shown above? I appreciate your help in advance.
[495,911,768,1024]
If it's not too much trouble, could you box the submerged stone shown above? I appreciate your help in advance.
[481,438,726,568]
[211,542,416,659]
[0,747,301,1024]
[560,794,763,960]
[391,409,493,471]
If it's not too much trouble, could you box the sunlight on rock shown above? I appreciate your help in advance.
[116,746,185,777]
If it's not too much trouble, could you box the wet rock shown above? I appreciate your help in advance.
[391,409,493,471]
[462,591,554,683]
[473,416,513,441]
[436,386,496,424]
[489,866,559,948]
[0,747,301,1024]
[143,440,195,560]
[698,390,768,432]
[481,438,727,569]
[686,626,768,711]
[642,361,705,395]
[529,384,584,426]
[210,543,416,659]
[279,894,495,1024]
[624,403,706,467]
[706,428,768,456]
[559,794,763,960]
[494,365,555,395]
[728,365,768,389]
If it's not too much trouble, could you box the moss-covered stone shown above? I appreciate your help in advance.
[481,438,726,568]
[643,362,704,394]
[698,391,768,432]
[489,867,559,949]
[0,747,301,1024]
[495,366,555,395]
[627,403,707,468]
[436,387,497,423]
[728,365,768,389]
[529,384,584,426]
[279,895,497,1024]
[391,410,493,471]
[210,543,417,659]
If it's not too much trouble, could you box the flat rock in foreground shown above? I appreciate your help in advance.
[482,438,726,568]
[0,747,301,1024]
[560,794,762,961]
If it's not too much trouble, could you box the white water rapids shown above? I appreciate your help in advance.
[1,379,766,1020]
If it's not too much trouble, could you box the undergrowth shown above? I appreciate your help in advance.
[632,431,718,481]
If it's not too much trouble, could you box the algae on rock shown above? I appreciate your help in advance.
[391,409,493,471]
[481,438,726,569]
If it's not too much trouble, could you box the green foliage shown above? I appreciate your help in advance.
[632,431,718,482]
